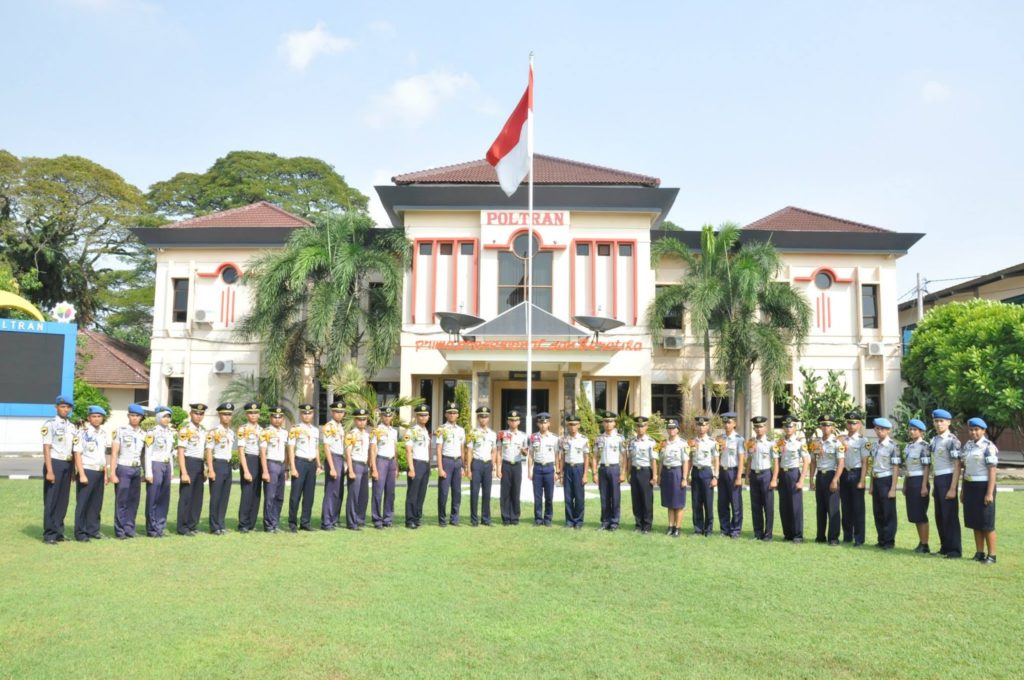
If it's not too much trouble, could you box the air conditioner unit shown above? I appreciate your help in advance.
[213,360,235,374]
[193,309,215,324]
[867,341,885,356]
[663,336,684,350]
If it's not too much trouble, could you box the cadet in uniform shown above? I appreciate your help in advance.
[205,402,236,535]
[287,403,322,532]
[960,418,998,564]
[746,416,778,540]
[776,417,809,543]
[497,410,528,525]
[716,412,745,538]
[261,406,288,533]
[626,416,657,534]
[903,419,931,553]
[236,402,265,533]
[838,410,869,546]
[109,403,146,539]
[929,409,962,559]
[41,395,77,544]
[73,405,111,541]
[528,412,558,526]
[320,401,346,530]
[809,415,845,545]
[658,419,689,537]
[466,406,498,527]
[592,411,626,531]
[345,408,371,530]
[689,416,719,536]
[868,417,900,550]
[370,405,399,529]
[176,403,208,536]
[435,402,466,527]
[144,406,176,537]
[558,413,589,529]
[405,404,433,529]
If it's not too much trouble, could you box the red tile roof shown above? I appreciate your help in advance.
[77,329,149,387]
[744,206,892,233]
[392,154,661,187]
[160,201,313,229]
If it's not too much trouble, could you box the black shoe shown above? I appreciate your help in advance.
[983,555,997,564]
[672,528,681,538]
[288,527,297,533]
[972,551,986,562]
[641,528,650,535]
[187,530,198,537]
[239,528,251,534]
[544,521,552,527]
[471,522,479,527]
[793,538,804,544]
[763,536,773,542]
[666,528,674,536]
[76,537,90,542]
[609,526,619,532]
[914,543,931,554]
[598,525,609,531]
[815,538,827,544]
[44,538,57,545]
[880,544,895,550]
[56,535,67,542]
[450,522,460,527]
[92,533,106,540]
[634,527,642,533]
[534,521,543,526]
[853,542,864,547]
[348,526,362,532]
[374,525,384,530]
[944,552,961,559]
[299,527,313,532]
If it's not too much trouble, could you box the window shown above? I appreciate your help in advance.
[703,385,730,416]
[618,244,633,257]
[597,244,611,256]
[221,266,239,284]
[594,380,608,412]
[370,381,400,406]
[419,379,434,425]
[133,388,148,405]
[616,381,631,414]
[901,324,916,355]
[865,384,883,425]
[861,284,879,329]
[418,242,432,256]
[773,384,793,429]
[167,377,183,408]
[497,234,552,313]
[575,243,590,256]
[440,243,453,256]
[655,285,683,331]
[171,278,189,323]
[814,271,833,290]
[442,379,457,410]
[460,242,474,255]
[651,384,682,420]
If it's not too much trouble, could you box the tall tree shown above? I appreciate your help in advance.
[237,212,410,402]
[147,151,369,219]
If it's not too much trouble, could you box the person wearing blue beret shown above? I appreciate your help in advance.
[110,404,147,538]
[960,418,999,564]
[868,417,900,549]
[72,405,111,541]
[902,419,931,553]
[40,395,79,544]
[929,409,963,558]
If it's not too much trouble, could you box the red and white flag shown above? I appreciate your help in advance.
[486,64,533,197]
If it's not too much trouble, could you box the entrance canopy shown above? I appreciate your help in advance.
[466,302,588,338]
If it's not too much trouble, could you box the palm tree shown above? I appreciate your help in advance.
[327,361,423,429]
[218,373,296,426]
[237,212,411,405]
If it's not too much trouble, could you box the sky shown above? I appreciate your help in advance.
[2,0,1023,299]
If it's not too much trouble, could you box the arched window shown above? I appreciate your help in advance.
[497,233,552,312]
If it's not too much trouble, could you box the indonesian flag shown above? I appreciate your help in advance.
[486,65,533,197]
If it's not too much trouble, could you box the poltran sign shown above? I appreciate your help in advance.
[0,320,77,416]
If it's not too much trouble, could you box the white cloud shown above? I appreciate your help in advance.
[365,71,475,128]
[369,20,395,35]
[922,80,952,103]
[279,22,354,72]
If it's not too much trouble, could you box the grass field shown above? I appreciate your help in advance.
[1,479,1021,678]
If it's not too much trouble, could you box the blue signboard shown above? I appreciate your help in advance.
[0,319,77,416]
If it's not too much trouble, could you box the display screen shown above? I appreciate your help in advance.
[0,332,66,404]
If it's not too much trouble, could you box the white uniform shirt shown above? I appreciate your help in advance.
[594,431,626,466]
[263,425,287,463]
[288,423,320,461]
[812,435,845,473]
[177,422,207,459]
[499,430,528,463]
[961,437,998,481]
[347,428,371,464]
[468,427,497,461]
[718,432,745,468]
[841,431,869,469]
[406,425,432,462]
[435,423,466,458]
[41,416,77,461]
[373,424,398,460]
[778,436,809,470]
[747,435,778,472]
[903,440,930,477]
[237,423,265,457]
[74,423,110,468]
[690,434,719,468]
[628,434,657,468]
[660,438,689,468]
[871,438,900,478]
[113,425,145,466]
[929,432,961,476]
[144,424,175,477]
[322,421,345,456]
[205,425,236,461]
[560,433,590,465]
[529,431,559,465]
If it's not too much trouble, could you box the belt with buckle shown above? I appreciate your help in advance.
[118,462,142,468]
[751,468,771,474]
[81,464,104,472]
[872,472,892,479]
[782,466,801,472]
[565,463,585,468]
[534,462,554,468]
[694,464,710,470]
[442,455,461,460]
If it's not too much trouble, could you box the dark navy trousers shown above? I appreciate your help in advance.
[43,459,73,541]
[288,458,317,530]
[500,460,522,524]
[690,467,714,535]
[346,461,369,529]
[321,453,345,529]
[717,467,743,536]
[532,463,554,525]
[933,473,962,556]
[871,475,898,547]
[778,468,804,541]
[262,460,285,531]
[372,457,397,527]
[145,461,171,537]
[176,457,205,534]
[748,470,775,539]
[405,459,430,527]
[469,459,493,525]
[437,457,462,525]
[630,466,654,531]
[238,453,262,531]
[74,468,105,540]
[598,464,621,529]
[208,459,232,532]
[114,464,141,537]
[815,470,841,542]
[563,464,586,527]
[839,468,866,544]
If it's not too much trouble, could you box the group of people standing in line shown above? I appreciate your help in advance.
[38,395,999,564]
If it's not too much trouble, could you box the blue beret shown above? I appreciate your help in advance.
[128,404,145,416]
[931,409,952,420]
[721,411,738,419]
[908,419,927,431]
[55,395,74,407]
[88,405,107,416]
[873,417,893,429]
[967,417,987,429]
[154,406,172,416]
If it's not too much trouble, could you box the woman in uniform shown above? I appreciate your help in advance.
[960,417,998,564]
[868,417,900,550]
[657,419,689,537]
[902,419,931,553]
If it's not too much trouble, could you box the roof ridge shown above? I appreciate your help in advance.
[533,154,660,184]
[745,206,891,233]
[160,201,313,228]
[785,206,889,233]
[392,154,660,187]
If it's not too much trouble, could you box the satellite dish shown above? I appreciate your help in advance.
[435,311,486,342]
[573,315,625,341]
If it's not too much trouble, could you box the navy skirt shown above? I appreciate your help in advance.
[963,481,995,531]
[904,476,930,524]
[660,467,687,509]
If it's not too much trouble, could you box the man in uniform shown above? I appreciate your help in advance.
[776,417,810,543]
[370,405,399,529]
[929,409,962,558]
[144,406,176,537]
[868,417,900,550]
[205,402,236,535]
[626,416,657,534]
[320,401,346,531]
[176,403,208,536]
[236,402,265,533]
[838,410,869,546]
[809,415,845,545]
[345,407,372,530]
[73,405,111,541]
[405,404,433,529]
[287,403,321,532]
[261,406,288,533]
[110,403,146,539]
[435,402,466,527]
[528,412,558,526]
[558,413,589,529]
[689,415,719,536]
[745,416,778,540]
[41,395,77,544]
[497,410,528,525]
[716,412,745,538]
[592,411,626,531]
[466,406,498,527]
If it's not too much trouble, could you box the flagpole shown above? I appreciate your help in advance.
[526,52,534,441]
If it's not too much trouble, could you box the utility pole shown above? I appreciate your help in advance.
[916,273,925,322]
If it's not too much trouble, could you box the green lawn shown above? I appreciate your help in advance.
[1,479,1020,679]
